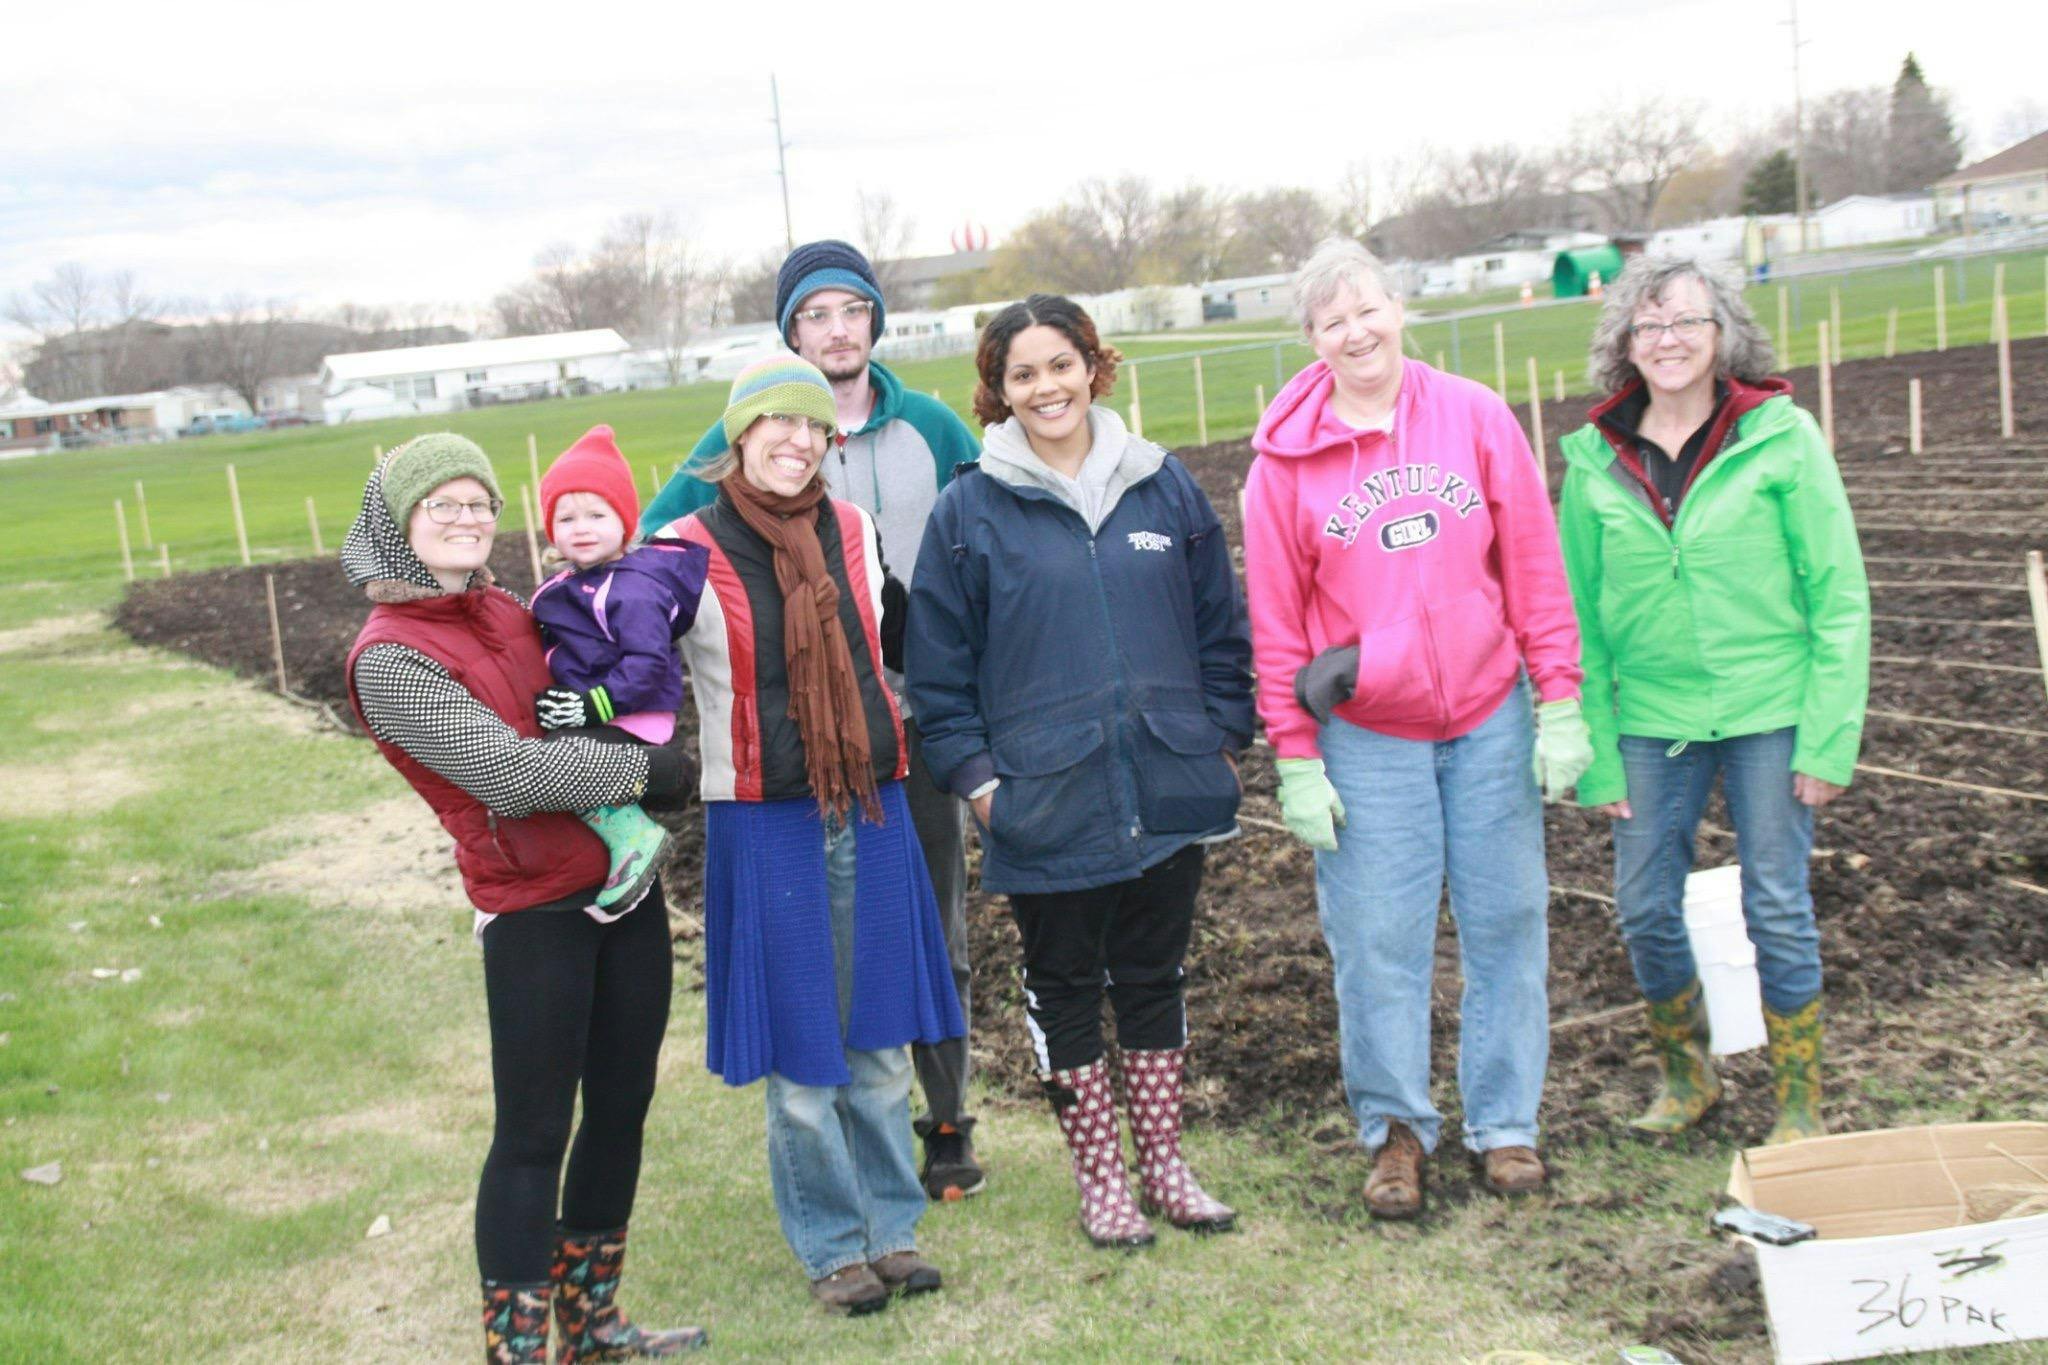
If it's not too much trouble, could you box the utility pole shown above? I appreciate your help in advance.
[770,74,794,251]
[1784,0,1812,253]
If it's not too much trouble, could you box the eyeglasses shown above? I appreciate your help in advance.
[792,300,875,328]
[418,497,504,524]
[1628,315,1717,343]
[756,412,833,438]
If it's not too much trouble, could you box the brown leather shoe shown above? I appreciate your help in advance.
[1364,1121,1426,1220]
[869,1251,942,1296]
[1477,1145,1548,1195]
[808,1264,890,1316]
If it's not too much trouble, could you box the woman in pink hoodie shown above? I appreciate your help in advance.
[1241,238,1592,1221]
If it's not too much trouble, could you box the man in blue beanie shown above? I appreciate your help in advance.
[642,238,987,1205]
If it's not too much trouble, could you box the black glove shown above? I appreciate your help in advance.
[640,735,700,812]
[1293,645,1359,725]
[880,573,908,673]
[537,686,601,731]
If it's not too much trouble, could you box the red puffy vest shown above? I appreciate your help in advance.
[346,586,610,913]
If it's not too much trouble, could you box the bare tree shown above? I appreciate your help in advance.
[1802,87,1890,202]
[1232,187,1336,272]
[1566,97,1709,228]
[1151,183,1240,283]
[197,297,292,411]
[854,190,917,297]
[1069,176,1161,292]
[1993,98,2048,148]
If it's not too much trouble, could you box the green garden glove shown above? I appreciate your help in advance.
[1275,757,1347,852]
[1532,698,1595,804]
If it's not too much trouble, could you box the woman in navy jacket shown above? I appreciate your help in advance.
[905,294,1254,1250]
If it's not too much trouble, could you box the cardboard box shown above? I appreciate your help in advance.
[1725,1122,2048,1363]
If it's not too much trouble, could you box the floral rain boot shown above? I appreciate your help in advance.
[1630,979,1723,1135]
[578,805,670,911]
[1763,996,1826,1145]
[482,1280,551,1365]
[1121,1047,1237,1233]
[1044,1060,1155,1250]
[552,1225,707,1360]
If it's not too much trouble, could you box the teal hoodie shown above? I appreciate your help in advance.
[638,359,979,589]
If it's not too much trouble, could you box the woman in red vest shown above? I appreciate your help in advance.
[341,434,703,1363]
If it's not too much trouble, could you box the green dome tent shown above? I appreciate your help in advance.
[1553,245,1626,298]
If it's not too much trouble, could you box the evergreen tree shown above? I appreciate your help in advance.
[1887,53,1963,191]
[1741,150,1800,215]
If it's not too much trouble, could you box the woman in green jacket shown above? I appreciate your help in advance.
[1557,255,1869,1145]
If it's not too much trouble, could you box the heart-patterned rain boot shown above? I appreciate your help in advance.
[1122,1046,1237,1234]
[1044,1059,1155,1250]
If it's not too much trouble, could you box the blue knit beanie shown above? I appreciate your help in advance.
[775,239,886,348]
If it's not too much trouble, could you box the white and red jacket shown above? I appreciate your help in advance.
[1242,358,1582,759]
[660,495,907,802]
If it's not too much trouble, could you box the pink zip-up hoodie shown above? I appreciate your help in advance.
[1243,357,1582,758]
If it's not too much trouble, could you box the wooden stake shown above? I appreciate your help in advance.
[225,464,251,566]
[1554,369,1565,404]
[1128,363,1144,439]
[1997,294,2015,440]
[1909,377,1923,454]
[1829,287,1842,361]
[1934,266,1947,351]
[2027,550,2048,709]
[158,543,171,579]
[305,497,324,556]
[527,433,542,499]
[1493,322,1506,395]
[518,484,544,586]
[114,499,135,582]
[1817,322,1834,451]
[1192,355,1208,446]
[372,444,383,468]
[1434,350,1445,372]
[1525,355,1545,474]
[1254,382,1266,415]
[1777,285,1790,362]
[133,480,153,548]
[1884,306,1899,358]
[263,573,288,694]
[648,463,661,499]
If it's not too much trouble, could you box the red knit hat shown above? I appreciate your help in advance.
[540,425,639,536]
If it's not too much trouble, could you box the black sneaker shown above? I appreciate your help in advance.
[918,1119,986,1202]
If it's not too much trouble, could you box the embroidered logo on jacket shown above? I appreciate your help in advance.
[1127,531,1173,552]
[1322,461,1483,547]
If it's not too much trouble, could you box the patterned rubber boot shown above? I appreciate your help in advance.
[482,1280,551,1365]
[578,806,671,911]
[1044,1061,1156,1250]
[1629,980,1723,1135]
[1122,1047,1238,1233]
[1763,996,1827,1145]
[552,1226,708,1361]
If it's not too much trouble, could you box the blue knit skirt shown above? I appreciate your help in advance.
[702,781,965,1088]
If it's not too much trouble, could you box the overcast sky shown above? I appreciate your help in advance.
[4,0,2040,333]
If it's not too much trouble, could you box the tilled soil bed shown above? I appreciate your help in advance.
[118,339,2048,1357]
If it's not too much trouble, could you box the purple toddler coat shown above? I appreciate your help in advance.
[530,539,711,741]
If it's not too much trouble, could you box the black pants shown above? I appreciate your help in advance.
[1007,844,1205,1074]
[475,883,673,1284]
[904,718,972,1127]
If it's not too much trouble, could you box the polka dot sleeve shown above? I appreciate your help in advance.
[352,644,648,818]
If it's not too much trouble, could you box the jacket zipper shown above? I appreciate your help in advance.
[1083,530,1143,843]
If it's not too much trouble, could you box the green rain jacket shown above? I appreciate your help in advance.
[1557,380,1870,807]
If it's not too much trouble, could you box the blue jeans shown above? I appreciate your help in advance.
[762,818,925,1280]
[1315,681,1550,1155]
[1612,727,1821,1014]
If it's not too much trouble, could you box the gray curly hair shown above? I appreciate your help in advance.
[1588,254,1776,393]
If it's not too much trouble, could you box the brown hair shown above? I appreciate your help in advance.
[971,294,1124,427]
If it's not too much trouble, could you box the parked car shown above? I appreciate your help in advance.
[262,413,312,428]
[182,412,265,436]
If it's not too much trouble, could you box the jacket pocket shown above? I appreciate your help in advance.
[989,717,1111,859]
[1346,613,1443,728]
[1133,708,1239,835]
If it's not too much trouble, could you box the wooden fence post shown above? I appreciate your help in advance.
[1128,362,1144,439]
[1908,377,1923,455]
[1996,294,2015,440]
[305,497,324,556]
[1434,351,1446,372]
[133,480,153,549]
[264,573,289,694]
[518,485,544,586]
[158,544,171,579]
[1829,287,1842,361]
[528,434,542,499]
[1884,306,1898,359]
[1192,355,1208,446]
[1817,322,1834,450]
[225,464,252,566]
[1493,322,1506,395]
[114,500,135,582]
[1254,382,1266,416]
[1934,266,1947,352]
[2027,551,2048,709]
[1777,285,1790,363]
[1554,369,1565,404]
[1525,356,1544,468]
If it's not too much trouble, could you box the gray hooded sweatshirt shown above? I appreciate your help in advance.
[976,406,1165,532]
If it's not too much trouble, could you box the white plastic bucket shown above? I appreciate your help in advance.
[1681,864,1767,1055]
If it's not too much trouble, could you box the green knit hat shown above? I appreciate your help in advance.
[381,433,503,525]
[720,355,838,449]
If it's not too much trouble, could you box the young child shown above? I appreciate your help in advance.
[531,424,711,910]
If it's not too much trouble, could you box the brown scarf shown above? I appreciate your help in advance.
[721,472,881,823]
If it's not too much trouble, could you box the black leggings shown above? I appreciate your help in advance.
[475,883,673,1284]
[1007,844,1205,1073]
